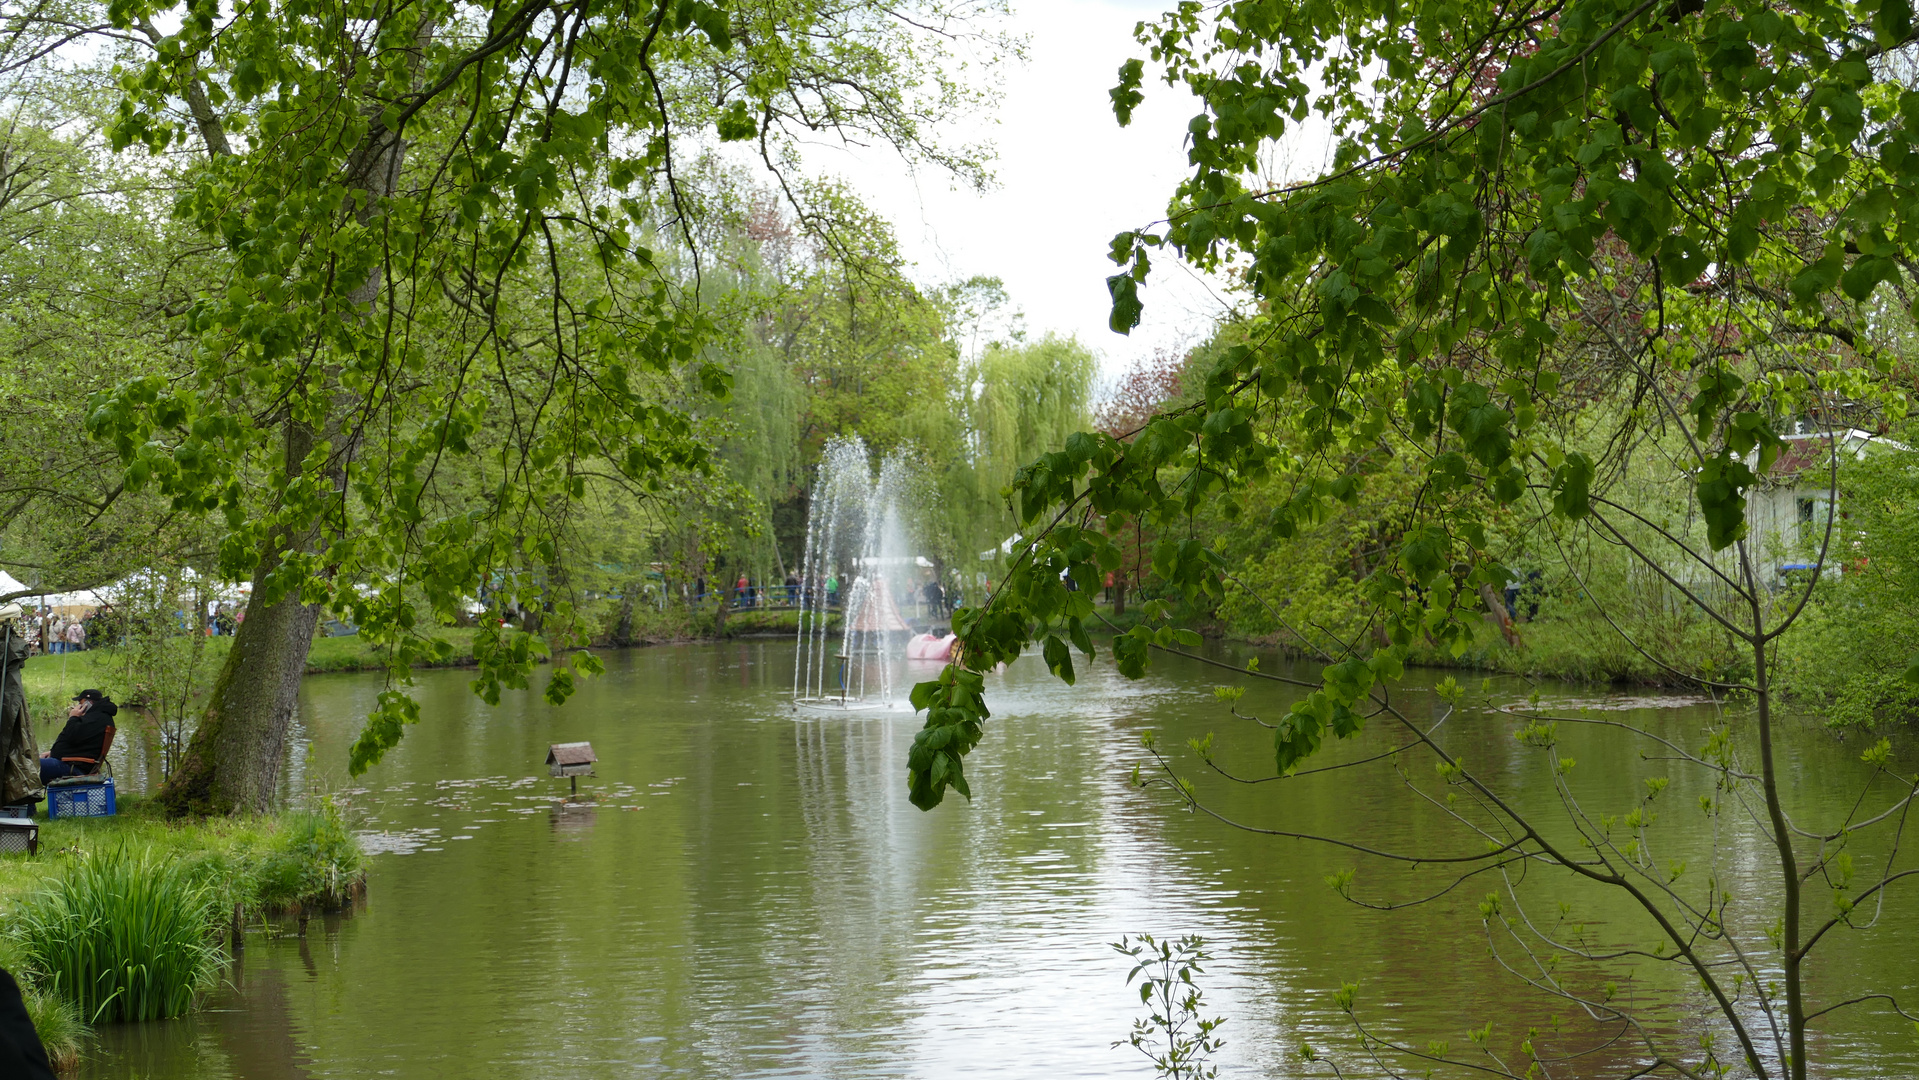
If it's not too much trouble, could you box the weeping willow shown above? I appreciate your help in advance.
[940,334,1097,565]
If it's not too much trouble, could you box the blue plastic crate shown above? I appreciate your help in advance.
[48,777,114,819]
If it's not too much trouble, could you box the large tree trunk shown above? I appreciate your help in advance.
[154,550,322,815]
[157,419,326,815]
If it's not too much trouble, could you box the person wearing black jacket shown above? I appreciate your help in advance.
[0,968,55,1080]
[40,689,115,783]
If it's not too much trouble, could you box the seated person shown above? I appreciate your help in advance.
[40,689,116,783]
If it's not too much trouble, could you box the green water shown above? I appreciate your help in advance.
[72,640,1919,1077]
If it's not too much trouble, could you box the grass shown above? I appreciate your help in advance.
[302,628,479,672]
[17,630,480,715]
[252,798,365,910]
[22,983,87,1071]
[0,934,88,1072]
[714,607,839,636]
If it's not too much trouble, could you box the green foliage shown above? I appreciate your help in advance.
[1777,438,1919,726]
[95,572,222,780]
[899,2,1919,1075]
[21,983,88,1072]
[6,846,225,1022]
[0,103,218,602]
[1112,934,1225,1080]
[939,333,1099,565]
[44,0,1016,774]
[254,797,364,910]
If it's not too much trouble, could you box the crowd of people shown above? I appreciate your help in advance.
[689,572,956,617]
[3,599,243,656]
[15,609,90,656]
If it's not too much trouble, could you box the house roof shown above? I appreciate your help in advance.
[1765,429,1910,482]
[547,742,596,766]
[1771,439,1834,478]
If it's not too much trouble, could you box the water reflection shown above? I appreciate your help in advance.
[68,640,1919,1078]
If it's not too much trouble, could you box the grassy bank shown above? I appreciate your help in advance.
[18,631,482,714]
[0,795,364,1067]
[1219,611,1739,688]
[714,607,842,636]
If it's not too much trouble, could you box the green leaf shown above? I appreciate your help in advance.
[1695,452,1756,550]
[1788,250,1844,304]
[1067,616,1096,658]
[1841,255,1898,302]
[1876,0,1913,46]
[1107,272,1143,335]
[1110,58,1145,127]
[1275,704,1325,774]
[1550,452,1594,519]
[1043,634,1077,684]
[716,99,756,141]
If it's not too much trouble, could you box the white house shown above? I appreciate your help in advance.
[1746,428,1911,580]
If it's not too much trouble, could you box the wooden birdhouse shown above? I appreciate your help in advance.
[547,742,597,796]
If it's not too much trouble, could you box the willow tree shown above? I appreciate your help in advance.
[50,0,1010,813]
[909,0,1919,1076]
[938,334,1098,565]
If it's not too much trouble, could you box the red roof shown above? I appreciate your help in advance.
[1769,439,1834,479]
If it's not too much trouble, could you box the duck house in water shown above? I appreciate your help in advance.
[547,742,596,796]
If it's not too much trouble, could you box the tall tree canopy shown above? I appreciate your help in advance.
[0,0,1014,812]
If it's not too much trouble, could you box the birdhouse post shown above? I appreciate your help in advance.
[546,742,597,797]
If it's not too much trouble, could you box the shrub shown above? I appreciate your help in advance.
[255,797,364,910]
[6,846,224,1022]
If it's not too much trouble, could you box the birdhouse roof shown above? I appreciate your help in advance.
[547,742,596,766]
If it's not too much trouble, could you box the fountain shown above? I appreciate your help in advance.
[793,437,920,710]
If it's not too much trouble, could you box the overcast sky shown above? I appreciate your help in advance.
[807,0,1298,388]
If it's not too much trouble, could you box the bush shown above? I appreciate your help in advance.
[255,797,364,910]
[6,846,225,1022]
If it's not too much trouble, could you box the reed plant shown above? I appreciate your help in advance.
[7,846,225,1022]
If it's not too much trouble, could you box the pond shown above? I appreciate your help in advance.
[72,639,1919,1078]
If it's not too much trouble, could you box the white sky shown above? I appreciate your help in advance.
[807,0,1327,387]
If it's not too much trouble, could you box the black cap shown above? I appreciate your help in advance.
[72,688,103,702]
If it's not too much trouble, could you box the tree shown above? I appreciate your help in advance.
[908,1,1919,1077]
[2,0,1012,812]
[938,333,1098,569]
[0,65,217,604]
